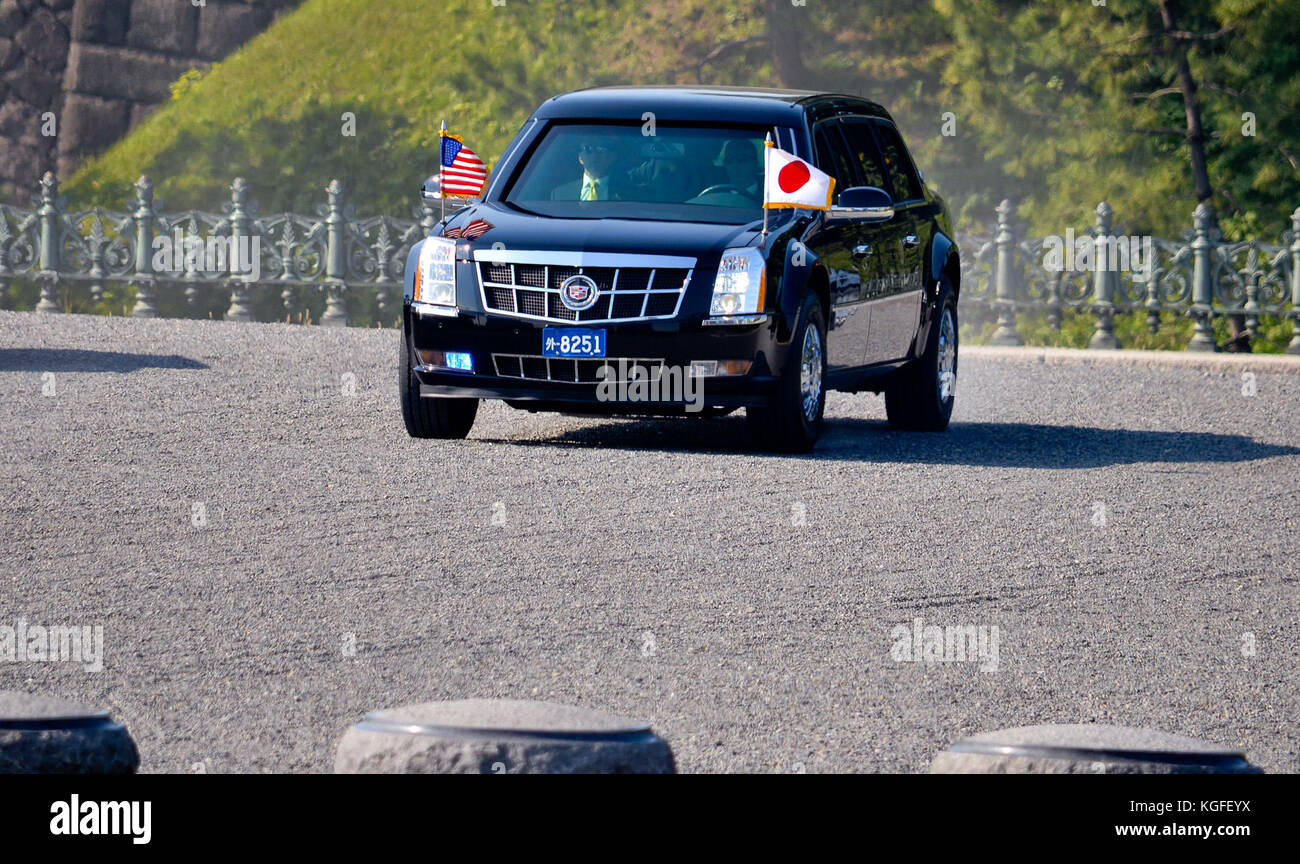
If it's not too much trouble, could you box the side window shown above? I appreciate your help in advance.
[871,122,924,202]
[812,122,857,204]
[839,118,888,192]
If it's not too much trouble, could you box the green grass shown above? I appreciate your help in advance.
[960,306,1295,353]
[65,0,708,215]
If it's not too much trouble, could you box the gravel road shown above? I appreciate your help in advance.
[2,310,1297,773]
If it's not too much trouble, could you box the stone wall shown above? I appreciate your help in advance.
[0,0,300,204]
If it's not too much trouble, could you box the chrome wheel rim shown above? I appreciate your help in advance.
[800,323,823,423]
[937,306,957,405]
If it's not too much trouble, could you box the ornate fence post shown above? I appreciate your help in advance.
[1187,202,1218,351]
[131,176,158,318]
[226,177,254,322]
[990,199,1023,346]
[34,173,62,313]
[1089,201,1120,349]
[1288,207,1300,355]
[322,179,349,326]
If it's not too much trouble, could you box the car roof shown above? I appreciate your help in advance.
[534,86,891,126]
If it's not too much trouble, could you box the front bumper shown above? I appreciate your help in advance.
[406,303,788,409]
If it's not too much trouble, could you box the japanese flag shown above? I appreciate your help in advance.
[763,137,834,210]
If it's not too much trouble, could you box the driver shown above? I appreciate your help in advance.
[716,139,761,197]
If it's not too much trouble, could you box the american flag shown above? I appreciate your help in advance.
[443,219,494,240]
[439,132,488,197]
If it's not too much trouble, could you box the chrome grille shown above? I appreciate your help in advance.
[493,355,668,384]
[474,250,695,323]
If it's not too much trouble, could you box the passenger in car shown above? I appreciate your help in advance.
[551,135,628,201]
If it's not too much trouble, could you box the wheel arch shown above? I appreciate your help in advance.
[930,231,960,302]
[776,251,831,341]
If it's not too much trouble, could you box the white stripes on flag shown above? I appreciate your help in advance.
[442,145,488,195]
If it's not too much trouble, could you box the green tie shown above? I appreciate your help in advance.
[582,177,600,201]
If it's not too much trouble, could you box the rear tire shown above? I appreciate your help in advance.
[400,318,478,439]
[885,283,957,431]
[747,293,827,452]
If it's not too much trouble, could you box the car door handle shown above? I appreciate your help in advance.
[852,244,872,260]
[902,234,921,248]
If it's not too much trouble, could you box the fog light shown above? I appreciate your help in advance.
[416,349,473,373]
[689,361,717,378]
[444,351,473,372]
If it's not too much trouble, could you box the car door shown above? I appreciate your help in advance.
[805,119,875,370]
[866,119,927,361]
[838,117,913,364]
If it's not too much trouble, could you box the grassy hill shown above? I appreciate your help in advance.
[65,0,773,215]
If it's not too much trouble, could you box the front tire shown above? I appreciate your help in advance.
[400,318,478,439]
[885,284,957,431]
[747,293,827,452]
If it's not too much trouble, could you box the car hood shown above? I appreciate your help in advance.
[441,201,768,263]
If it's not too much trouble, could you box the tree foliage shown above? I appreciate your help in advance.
[63,0,1299,242]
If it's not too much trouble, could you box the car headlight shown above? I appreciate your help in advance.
[414,237,457,307]
[710,247,765,318]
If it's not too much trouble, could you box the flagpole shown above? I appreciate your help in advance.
[761,133,773,238]
[439,120,447,227]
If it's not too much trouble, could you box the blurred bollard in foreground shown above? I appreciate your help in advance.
[0,691,139,774]
[335,698,675,774]
[931,724,1262,774]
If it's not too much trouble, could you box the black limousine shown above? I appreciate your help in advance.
[401,86,960,451]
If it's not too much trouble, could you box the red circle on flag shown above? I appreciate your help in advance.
[778,161,811,193]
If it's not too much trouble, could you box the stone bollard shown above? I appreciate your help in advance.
[335,698,675,774]
[0,692,139,774]
[931,724,1261,774]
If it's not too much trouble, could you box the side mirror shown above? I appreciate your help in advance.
[422,174,482,204]
[420,175,441,203]
[828,186,894,222]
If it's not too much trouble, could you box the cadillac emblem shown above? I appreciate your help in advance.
[559,274,600,312]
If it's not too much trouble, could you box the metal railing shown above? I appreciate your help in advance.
[957,199,1300,353]
[3,173,1298,352]
[0,173,439,325]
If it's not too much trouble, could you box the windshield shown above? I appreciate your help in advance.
[503,122,777,224]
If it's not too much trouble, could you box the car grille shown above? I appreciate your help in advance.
[492,355,668,384]
[476,253,695,323]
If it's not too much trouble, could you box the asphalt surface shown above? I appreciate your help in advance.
[2,309,1297,773]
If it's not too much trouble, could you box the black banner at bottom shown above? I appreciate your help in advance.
[0,774,1285,851]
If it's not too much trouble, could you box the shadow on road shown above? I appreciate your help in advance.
[477,416,1300,468]
[0,348,208,373]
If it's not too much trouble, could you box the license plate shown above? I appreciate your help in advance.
[542,328,606,358]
